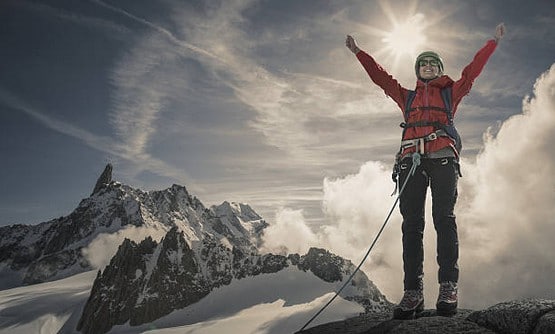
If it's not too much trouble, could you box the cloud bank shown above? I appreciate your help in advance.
[262,63,555,309]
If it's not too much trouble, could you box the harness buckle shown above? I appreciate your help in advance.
[426,132,438,141]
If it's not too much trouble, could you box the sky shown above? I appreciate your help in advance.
[2,0,555,309]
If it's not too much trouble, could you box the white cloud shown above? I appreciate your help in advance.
[0,87,197,192]
[458,63,555,307]
[82,225,167,270]
[260,208,319,255]
[263,63,555,309]
[0,89,117,155]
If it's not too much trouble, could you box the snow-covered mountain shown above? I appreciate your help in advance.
[0,164,267,289]
[0,165,391,333]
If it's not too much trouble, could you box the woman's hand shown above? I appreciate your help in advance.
[495,23,506,43]
[345,35,361,54]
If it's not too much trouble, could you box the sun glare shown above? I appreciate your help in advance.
[382,13,427,59]
[360,0,450,72]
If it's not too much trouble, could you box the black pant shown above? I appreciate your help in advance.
[398,157,459,290]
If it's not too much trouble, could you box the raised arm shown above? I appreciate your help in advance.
[452,23,505,108]
[346,35,408,110]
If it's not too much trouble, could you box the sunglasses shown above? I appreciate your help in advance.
[418,59,440,67]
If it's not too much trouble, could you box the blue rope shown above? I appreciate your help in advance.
[298,153,421,332]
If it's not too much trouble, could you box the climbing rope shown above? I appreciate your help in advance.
[298,153,422,332]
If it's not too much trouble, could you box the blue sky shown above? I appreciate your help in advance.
[1,0,554,227]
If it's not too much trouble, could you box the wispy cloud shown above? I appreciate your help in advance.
[90,0,223,158]
[92,0,396,164]
[90,0,221,61]
[0,88,117,155]
[0,88,196,188]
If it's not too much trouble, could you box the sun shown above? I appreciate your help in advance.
[360,1,449,72]
[382,13,427,59]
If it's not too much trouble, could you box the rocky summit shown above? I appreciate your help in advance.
[297,299,555,334]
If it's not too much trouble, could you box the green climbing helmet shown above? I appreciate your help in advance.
[415,51,444,78]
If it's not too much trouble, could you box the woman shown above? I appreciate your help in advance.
[345,23,505,319]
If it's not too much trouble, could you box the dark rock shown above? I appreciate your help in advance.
[131,228,209,325]
[467,299,555,334]
[91,164,112,195]
[298,247,345,282]
[534,310,555,334]
[300,299,555,334]
[260,253,289,273]
[77,238,157,334]
[387,309,496,334]
[299,310,495,334]
[288,253,301,266]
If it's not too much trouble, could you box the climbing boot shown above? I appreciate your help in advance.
[393,289,424,320]
[436,281,458,316]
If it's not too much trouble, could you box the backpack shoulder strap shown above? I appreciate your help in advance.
[440,86,453,124]
[404,90,417,121]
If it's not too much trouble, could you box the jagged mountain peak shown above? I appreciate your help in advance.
[0,165,267,289]
[214,201,261,221]
[211,201,268,244]
[91,163,113,196]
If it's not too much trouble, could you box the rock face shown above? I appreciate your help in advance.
[467,299,555,334]
[91,163,112,195]
[77,228,210,334]
[297,299,555,334]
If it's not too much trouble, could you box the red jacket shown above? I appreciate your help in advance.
[356,39,498,158]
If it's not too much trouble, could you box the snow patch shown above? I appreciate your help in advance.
[136,243,163,304]
[0,271,96,334]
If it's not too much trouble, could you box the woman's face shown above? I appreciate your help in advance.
[418,57,440,80]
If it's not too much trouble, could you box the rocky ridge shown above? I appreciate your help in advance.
[76,225,390,334]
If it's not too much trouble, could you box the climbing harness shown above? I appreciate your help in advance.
[391,86,460,194]
[400,87,461,154]
[298,153,422,332]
